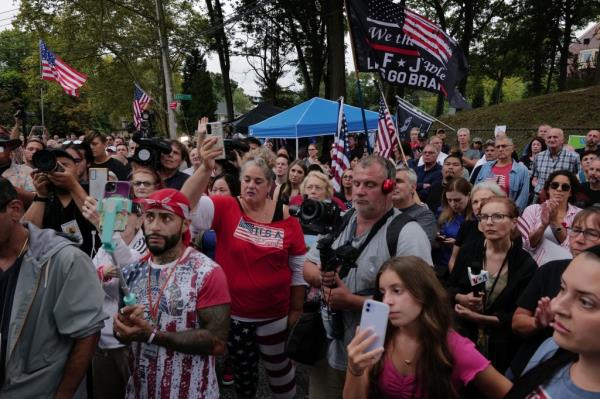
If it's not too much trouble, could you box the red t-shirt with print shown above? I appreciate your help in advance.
[211,196,306,319]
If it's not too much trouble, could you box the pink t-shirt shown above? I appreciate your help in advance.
[378,331,490,398]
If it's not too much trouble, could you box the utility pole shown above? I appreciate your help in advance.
[155,0,177,139]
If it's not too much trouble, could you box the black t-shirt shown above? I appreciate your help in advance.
[510,259,571,377]
[425,181,443,213]
[163,170,189,190]
[455,219,482,247]
[42,195,99,257]
[0,256,23,387]
[581,183,600,207]
[90,158,129,181]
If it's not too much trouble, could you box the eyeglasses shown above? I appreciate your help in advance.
[477,213,511,223]
[549,182,571,192]
[132,181,155,188]
[567,227,600,241]
[495,144,511,149]
[63,140,83,145]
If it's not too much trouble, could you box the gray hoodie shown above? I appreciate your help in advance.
[1,223,107,398]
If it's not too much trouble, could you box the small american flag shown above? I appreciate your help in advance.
[133,84,152,129]
[233,218,284,249]
[39,40,88,97]
[401,7,455,66]
[376,95,396,159]
[331,98,351,193]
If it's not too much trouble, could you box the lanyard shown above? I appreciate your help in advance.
[146,249,185,324]
[482,242,511,311]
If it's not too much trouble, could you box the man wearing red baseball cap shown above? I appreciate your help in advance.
[113,188,230,398]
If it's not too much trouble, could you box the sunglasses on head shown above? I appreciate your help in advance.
[63,140,83,145]
[549,181,571,191]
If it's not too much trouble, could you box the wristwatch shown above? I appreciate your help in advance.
[33,194,49,203]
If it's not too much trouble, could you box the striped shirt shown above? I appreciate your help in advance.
[532,148,580,193]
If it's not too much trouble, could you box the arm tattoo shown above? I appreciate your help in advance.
[154,304,230,356]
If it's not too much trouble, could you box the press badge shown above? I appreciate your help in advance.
[142,343,159,359]
[61,220,83,242]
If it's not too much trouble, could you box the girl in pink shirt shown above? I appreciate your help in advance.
[344,256,513,399]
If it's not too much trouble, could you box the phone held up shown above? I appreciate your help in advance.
[359,299,390,353]
[206,122,225,160]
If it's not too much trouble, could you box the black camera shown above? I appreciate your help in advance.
[32,149,64,173]
[131,132,172,170]
[289,199,341,235]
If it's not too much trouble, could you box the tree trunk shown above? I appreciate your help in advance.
[325,0,345,99]
[206,0,234,121]
[557,0,573,91]
[458,0,474,94]
[435,93,444,116]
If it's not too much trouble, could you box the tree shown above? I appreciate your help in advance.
[181,49,217,125]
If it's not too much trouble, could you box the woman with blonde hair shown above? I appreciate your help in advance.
[289,170,347,210]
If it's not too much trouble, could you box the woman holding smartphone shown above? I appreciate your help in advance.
[344,256,511,399]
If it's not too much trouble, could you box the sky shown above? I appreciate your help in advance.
[0,0,596,97]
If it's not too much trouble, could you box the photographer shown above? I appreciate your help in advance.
[302,155,432,398]
[23,148,99,257]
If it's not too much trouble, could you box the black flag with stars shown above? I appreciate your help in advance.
[347,0,470,109]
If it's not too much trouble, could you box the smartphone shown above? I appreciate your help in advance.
[89,168,108,201]
[359,299,389,353]
[29,125,45,138]
[207,122,225,160]
[104,181,131,199]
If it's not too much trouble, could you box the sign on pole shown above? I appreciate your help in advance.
[169,101,178,109]
[174,94,192,100]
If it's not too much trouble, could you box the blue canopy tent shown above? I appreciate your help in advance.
[249,97,379,156]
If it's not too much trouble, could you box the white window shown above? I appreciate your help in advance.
[579,49,598,68]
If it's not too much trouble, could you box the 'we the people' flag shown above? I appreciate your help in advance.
[39,40,88,97]
[346,0,470,109]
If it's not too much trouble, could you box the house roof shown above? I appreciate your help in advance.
[570,22,600,54]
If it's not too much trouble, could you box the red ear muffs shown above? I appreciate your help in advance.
[382,178,395,194]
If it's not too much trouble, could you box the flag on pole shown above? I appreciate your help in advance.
[39,40,88,97]
[346,0,470,109]
[133,84,152,129]
[376,96,397,159]
[395,96,434,141]
[331,98,351,193]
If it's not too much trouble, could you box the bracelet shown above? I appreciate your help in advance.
[33,194,48,203]
[348,366,364,377]
[147,328,159,344]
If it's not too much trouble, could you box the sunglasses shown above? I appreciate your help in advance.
[132,181,155,188]
[549,182,571,191]
[63,140,83,145]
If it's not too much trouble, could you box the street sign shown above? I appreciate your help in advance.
[169,101,178,109]
[174,94,192,100]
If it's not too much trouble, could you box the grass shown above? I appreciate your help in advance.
[431,85,600,151]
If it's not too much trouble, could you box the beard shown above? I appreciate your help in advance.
[144,232,181,256]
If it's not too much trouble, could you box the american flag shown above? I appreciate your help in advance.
[39,40,88,97]
[400,7,455,67]
[133,84,152,129]
[233,218,284,249]
[376,95,397,159]
[331,98,351,193]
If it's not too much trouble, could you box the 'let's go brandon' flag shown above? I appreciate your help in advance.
[347,0,470,109]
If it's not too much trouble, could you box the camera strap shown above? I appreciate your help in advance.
[345,208,396,255]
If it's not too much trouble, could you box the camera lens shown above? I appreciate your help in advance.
[137,148,152,162]
[32,149,58,172]
[106,182,116,192]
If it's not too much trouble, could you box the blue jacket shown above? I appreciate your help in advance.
[415,163,442,200]
[475,160,530,211]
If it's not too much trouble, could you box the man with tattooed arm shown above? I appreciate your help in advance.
[113,188,230,399]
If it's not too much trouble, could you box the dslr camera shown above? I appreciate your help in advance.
[289,198,342,235]
[32,149,64,173]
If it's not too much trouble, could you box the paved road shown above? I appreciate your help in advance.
[218,361,310,399]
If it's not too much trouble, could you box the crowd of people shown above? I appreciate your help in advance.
[0,115,599,399]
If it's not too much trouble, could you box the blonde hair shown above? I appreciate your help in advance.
[300,171,333,199]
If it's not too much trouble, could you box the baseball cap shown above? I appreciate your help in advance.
[472,137,483,144]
